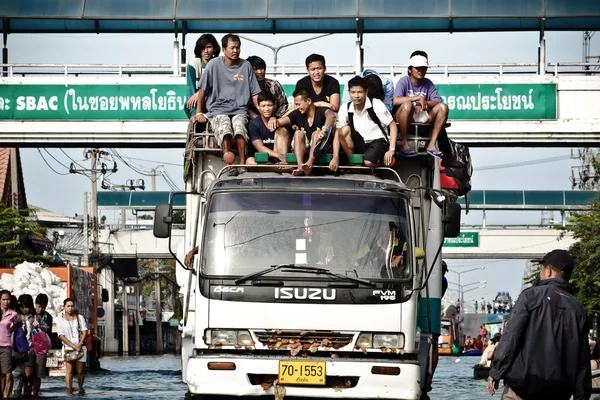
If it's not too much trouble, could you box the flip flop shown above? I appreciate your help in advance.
[398,147,418,158]
[427,149,443,159]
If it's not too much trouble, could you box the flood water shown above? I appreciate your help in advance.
[34,354,186,399]
[34,353,492,399]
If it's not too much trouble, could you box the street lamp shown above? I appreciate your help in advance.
[448,266,485,312]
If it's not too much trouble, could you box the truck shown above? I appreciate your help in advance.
[153,126,461,399]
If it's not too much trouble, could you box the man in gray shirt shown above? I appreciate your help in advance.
[194,34,261,164]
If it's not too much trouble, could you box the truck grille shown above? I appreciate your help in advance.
[253,330,354,350]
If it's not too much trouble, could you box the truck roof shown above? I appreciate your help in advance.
[209,171,409,194]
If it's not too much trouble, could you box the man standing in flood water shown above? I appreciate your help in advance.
[487,250,591,400]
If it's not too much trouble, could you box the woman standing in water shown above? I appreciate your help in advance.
[56,298,88,396]
[0,290,18,398]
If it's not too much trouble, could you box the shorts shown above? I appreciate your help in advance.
[0,347,11,374]
[291,129,311,150]
[35,353,47,378]
[352,133,389,164]
[209,114,249,147]
[25,348,36,368]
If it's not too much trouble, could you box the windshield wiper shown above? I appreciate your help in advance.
[235,264,377,288]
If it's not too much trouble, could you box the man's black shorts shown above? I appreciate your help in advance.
[352,132,389,164]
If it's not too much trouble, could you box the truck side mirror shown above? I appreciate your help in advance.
[153,203,173,238]
[443,201,461,238]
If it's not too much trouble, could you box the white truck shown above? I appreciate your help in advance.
[153,128,461,399]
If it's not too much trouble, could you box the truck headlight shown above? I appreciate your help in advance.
[356,333,405,349]
[356,333,372,348]
[204,329,253,346]
[373,334,405,349]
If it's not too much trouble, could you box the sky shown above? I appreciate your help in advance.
[6,30,600,304]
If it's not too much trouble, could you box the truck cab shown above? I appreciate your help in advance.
[154,127,461,399]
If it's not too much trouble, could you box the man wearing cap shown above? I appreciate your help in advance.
[393,50,453,162]
[487,249,591,400]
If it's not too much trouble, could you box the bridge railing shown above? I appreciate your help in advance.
[1,62,600,78]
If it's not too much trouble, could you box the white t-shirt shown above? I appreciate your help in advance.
[56,314,88,357]
[336,97,393,143]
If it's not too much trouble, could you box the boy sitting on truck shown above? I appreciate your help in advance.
[275,88,336,176]
[246,91,291,165]
[330,76,397,171]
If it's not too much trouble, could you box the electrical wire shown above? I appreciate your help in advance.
[475,154,571,172]
[38,149,70,175]
[60,149,87,169]
[42,149,70,169]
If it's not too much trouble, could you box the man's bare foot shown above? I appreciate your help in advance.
[301,162,313,176]
[292,168,304,176]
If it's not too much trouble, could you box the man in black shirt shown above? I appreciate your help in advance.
[488,249,591,400]
[276,88,336,175]
[294,54,341,112]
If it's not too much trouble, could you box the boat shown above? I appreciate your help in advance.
[462,348,482,356]
[473,364,490,379]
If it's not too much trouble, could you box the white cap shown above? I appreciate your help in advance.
[408,55,429,68]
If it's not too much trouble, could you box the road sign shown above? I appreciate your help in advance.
[443,232,479,247]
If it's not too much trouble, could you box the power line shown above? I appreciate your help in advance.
[42,149,70,169]
[60,149,87,169]
[38,149,70,175]
[475,154,571,172]
[118,155,180,167]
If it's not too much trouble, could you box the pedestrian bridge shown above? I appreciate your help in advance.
[97,190,594,260]
[1,63,600,146]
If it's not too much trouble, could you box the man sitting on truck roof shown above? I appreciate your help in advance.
[393,50,451,160]
[246,91,291,165]
[275,88,336,176]
[330,76,397,171]
[192,33,261,165]
[246,55,289,119]
[294,53,341,112]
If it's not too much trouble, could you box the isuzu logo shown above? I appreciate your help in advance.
[274,288,336,300]
[213,286,244,293]
[373,289,396,301]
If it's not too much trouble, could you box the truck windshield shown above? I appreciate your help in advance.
[201,191,410,281]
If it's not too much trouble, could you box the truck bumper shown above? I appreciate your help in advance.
[186,354,421,399]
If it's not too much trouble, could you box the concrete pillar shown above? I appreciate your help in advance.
[173,40,181,77]
[99,268,119,354]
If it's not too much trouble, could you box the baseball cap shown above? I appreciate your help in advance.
[533,249,574,272]
[408,55,429,68]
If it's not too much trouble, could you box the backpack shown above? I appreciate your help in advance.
[442,138,473,197]
[347,102,389,142]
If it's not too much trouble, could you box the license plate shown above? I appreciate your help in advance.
[278,361,326,385]
[46,357,58,368]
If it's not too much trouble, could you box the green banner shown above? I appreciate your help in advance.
[0,84,187,120]
[443,232,479,247]
[0,83,556,121]
[437,84,557,120]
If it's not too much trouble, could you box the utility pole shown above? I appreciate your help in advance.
[135,283,140,355]
[122,284,129,355]
[155,261,163,354]
[10,148,18,209]
[90,149,99,264]
[83,192,89,266]
[151,168,156,192]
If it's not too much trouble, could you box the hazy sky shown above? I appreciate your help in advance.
[7,30,600,304]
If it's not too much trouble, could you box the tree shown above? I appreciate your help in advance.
[560,157,600,313]
[0,204,51,264]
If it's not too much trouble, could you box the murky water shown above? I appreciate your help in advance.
[34,354,186,399]
[430,355,491,400]
[34,354,488,399]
